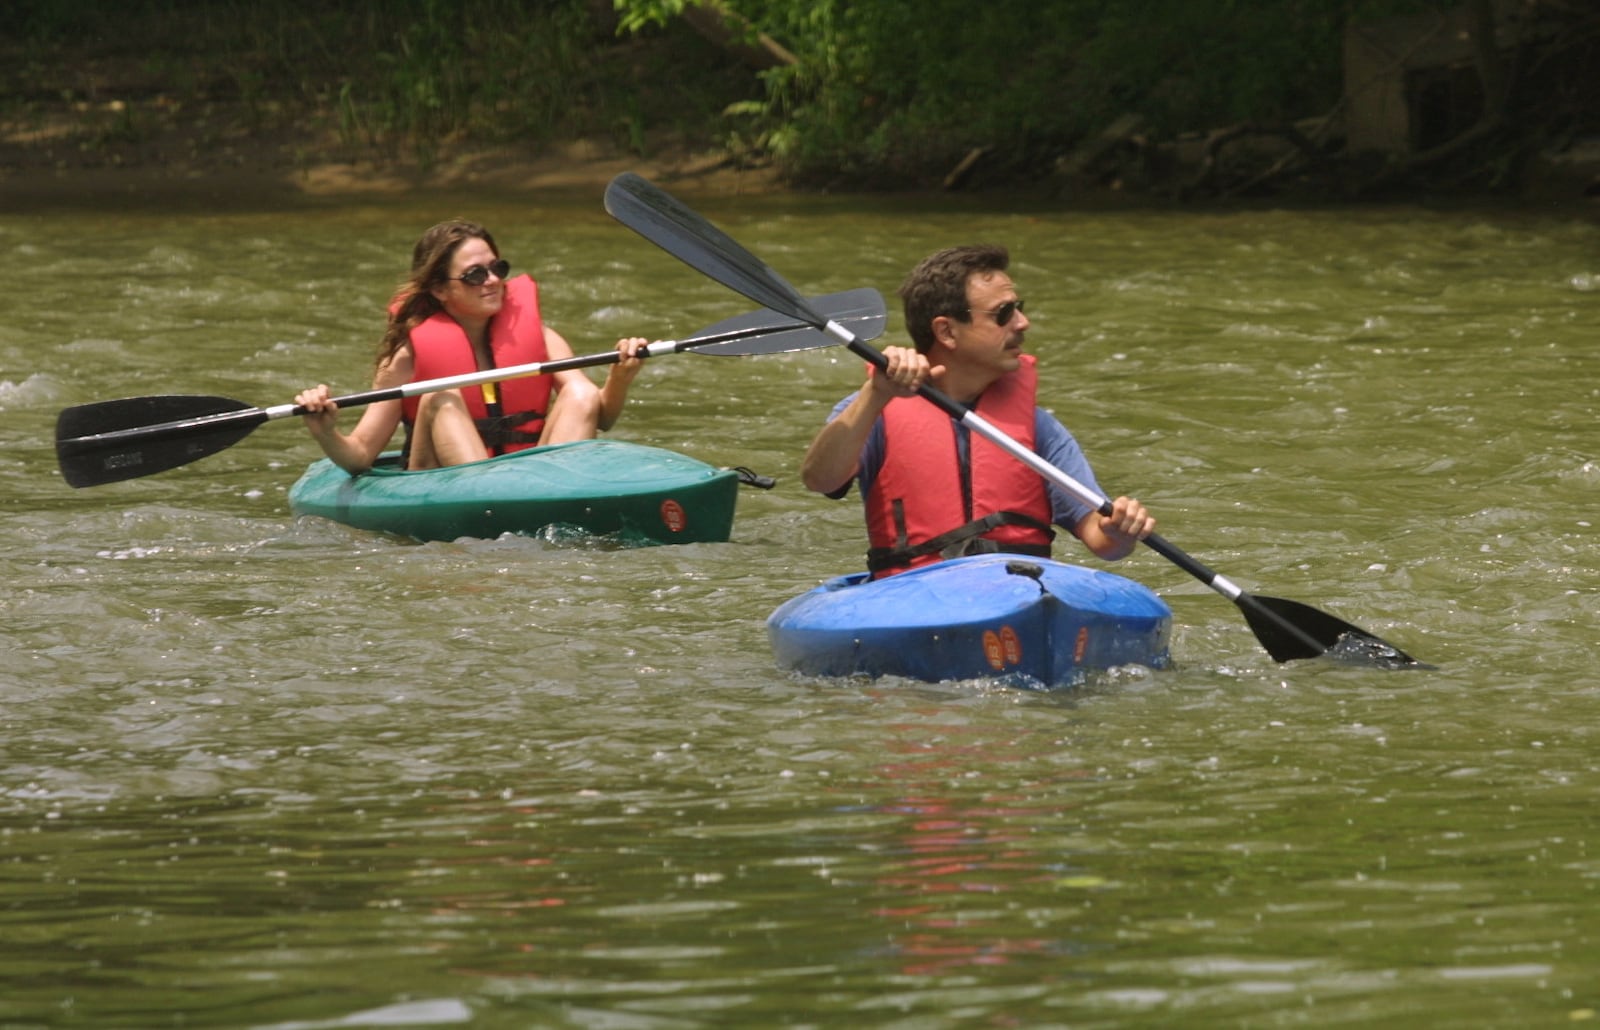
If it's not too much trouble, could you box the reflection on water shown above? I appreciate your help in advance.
[1,194,1598,1025]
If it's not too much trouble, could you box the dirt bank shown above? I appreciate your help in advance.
[6,88,1595,213]
[0,130,781,212]
[0,75,781,212]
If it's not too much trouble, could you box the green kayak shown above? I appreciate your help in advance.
[288,439,740,544]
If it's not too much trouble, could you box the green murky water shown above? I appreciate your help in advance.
[2,188,1598,1027]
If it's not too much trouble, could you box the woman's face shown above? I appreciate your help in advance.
[431,236,506,323]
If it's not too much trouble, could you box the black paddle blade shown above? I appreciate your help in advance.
[605,172,823,328]
[689,288,886,355]
[56,395,264,488]
[1239,592,1432,669]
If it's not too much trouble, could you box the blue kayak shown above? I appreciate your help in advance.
[288,439,740,544]
[767,554,1172,689]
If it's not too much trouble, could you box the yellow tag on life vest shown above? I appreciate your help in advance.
[481,380,498,404]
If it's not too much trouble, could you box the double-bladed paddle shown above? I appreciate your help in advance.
[602,171,1429,669]
[55,287,887,488]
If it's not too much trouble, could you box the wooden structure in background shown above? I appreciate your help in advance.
[1342,1,1524,156]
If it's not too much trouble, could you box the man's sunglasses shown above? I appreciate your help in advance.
[449,258,511,286]
[960,299,1025,326]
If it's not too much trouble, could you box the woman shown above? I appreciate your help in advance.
[296,219,646,473]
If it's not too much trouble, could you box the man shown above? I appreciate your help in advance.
[800,244,1154,578]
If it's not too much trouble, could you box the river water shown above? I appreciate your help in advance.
[2,186,1597,1027]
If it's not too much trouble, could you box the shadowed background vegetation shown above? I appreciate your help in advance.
[5,0,1596,196]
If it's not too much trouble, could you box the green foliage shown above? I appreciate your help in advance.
[615,0,695,34]
[330,0,615,160]
[8,0,747,165]
[614,0,1446,186]
[14,0,1541,189]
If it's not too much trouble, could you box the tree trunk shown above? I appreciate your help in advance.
[680,0,798,71]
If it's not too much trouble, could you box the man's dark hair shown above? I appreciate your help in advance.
[897,244,1010,353]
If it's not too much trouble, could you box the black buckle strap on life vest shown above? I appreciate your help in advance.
[473,409,545,450]
[865,510,1056,574]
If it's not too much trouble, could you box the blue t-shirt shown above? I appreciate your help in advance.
[824,392,1105,532]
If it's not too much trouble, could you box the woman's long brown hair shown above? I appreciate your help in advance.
[375,219,500,367]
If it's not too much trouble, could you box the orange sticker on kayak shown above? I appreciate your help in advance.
[983,626,1023,670]
[983,630,1004,669]
[660,498,686,533]
[1001,626,1022,665]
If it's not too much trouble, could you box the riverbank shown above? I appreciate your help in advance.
[8,2,1599,215]
[4,81,1595,214]
[0,110,783,212]
[0,15,779,213]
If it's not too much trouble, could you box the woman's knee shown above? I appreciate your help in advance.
[417,390,471,419]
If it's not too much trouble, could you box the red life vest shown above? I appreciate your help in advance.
[400,274,553,456]
[864,354,1054,577]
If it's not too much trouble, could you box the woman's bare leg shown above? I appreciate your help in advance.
[409,391,490,469]
[536,386,602,446]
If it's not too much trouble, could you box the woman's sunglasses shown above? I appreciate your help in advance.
[961,299,1025,326]
[449,258,511,286]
